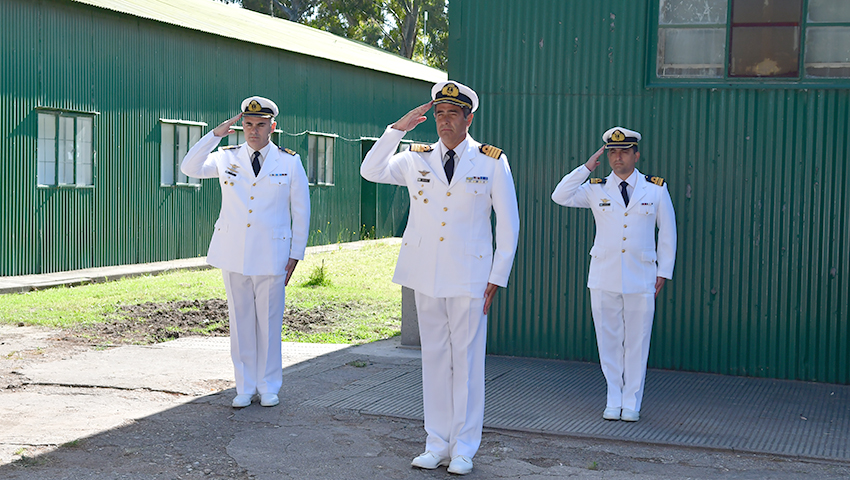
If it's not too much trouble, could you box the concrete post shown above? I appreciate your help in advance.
[400,286,420,347]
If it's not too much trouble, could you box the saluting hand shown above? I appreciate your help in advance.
[585,145,605,172]
[391,101,433,132]
[213,113,243,138]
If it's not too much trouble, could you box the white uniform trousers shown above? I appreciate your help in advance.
[222,270,286,396]
[589,289,655,412]
[414,292,487,460]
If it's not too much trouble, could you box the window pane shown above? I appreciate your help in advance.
[308,135,317,183]
[58,116,75,185]
[733,0,802,24]
[806,27,850,77]
[659,0,727,24]
[176,125,189,183]
[76,116,93,186]
[730,26,800,77]
[188,126,202,185]
[317,136,326,183]
[657,27,725,77]
[161,124,175,185]
[808,0,850,22]
[38,113,56,185]
[324,137,334,185]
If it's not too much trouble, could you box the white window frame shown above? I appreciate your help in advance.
[37,109,96,188]
[160,119,206,187]
[307,132,336,186]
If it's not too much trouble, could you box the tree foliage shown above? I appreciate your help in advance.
[220,0,447,70]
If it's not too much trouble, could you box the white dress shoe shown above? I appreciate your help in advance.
[260,393,279,407]
[621,408,640,422]
[231,394,254,408]
[603,407,621,420]
[411,451,449,469]
[447,455,473,475]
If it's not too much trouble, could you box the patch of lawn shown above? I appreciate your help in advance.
[0,241,402,345]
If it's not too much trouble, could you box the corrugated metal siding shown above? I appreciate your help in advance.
[452,0,850,384]
[1,0,434,276]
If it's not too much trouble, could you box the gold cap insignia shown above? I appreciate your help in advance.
[248,100,262,112]
[611,130,625,142]
[441,83,460,97]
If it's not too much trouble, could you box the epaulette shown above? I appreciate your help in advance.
[280,147,297,156]
[645,175,665,186]
[589,178,607,184]
[220,145,241,150]
[409,144,433,153]
[479,144,503,159]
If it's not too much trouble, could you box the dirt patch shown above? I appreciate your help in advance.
[64,299,344,346]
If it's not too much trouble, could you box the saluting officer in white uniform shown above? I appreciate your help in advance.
[181,96,310,409]
[551,127,676,422]
[361,81,520,475]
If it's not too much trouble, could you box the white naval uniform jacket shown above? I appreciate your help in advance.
[551,165,676,294]
[181,131,311,276]
[360,126,520,298]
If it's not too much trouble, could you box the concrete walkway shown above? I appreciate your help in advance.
[1,242,849,478]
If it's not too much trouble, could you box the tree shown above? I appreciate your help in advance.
[218,0,448,70]
[226,0,317,22]
[308,0,447,70]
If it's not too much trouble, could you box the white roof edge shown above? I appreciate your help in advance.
[72,0,447,84]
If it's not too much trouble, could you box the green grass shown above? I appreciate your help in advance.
[0,241,402,344]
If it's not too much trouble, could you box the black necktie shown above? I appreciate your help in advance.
[251,151,261,177]
[444,150,455,182]
[620,180,630,207]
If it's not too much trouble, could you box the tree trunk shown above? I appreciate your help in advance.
[399,0,420,59]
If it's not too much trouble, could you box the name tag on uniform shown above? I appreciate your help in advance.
[417,178,431,183]
[225,170,237,177]
[599,198,610,207]
[270,173,288,177]
[466,176,488,184]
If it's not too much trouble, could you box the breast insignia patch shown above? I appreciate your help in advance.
[281,147,297,155]
[645,175,665,186]
[479,144,503,159]
[410,144,433,153]
[590,178,607,184]
[220,145,241,151]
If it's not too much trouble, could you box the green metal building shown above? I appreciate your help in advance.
[449,0,850,384]
[0,0,445,277]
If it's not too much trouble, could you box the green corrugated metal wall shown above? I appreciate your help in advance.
[451,0,850,384]
[1,0,434,276]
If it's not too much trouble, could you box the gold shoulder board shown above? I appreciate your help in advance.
[409,144,433,153]
[282,147,297,155]
[645,175,666,186]
[590,178,606,184]
[220,145,240,150]
[479,144,503,159]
